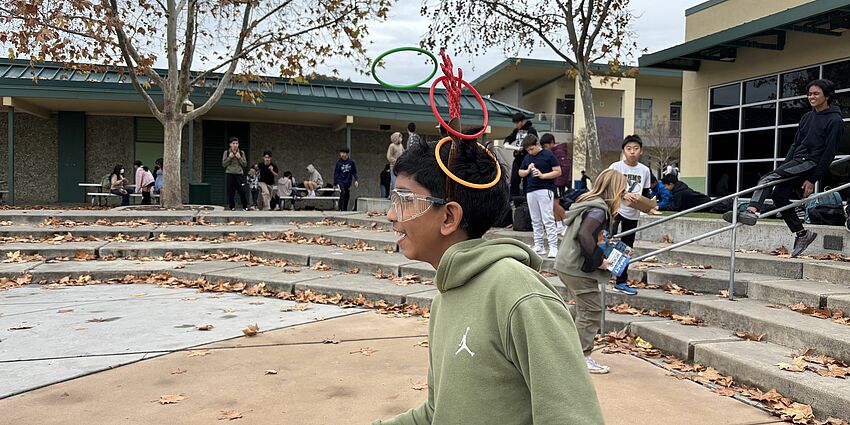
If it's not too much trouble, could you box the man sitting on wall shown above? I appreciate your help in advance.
[659,174,711,212]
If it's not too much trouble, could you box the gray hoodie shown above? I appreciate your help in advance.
[305,164,324,187]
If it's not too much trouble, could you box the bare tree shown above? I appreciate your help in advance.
[421,0,639,178]
[641,115,681,177]
[1,0,392,207]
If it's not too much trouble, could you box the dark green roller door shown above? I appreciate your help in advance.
[58,112,86,202]
[202,121,250,204]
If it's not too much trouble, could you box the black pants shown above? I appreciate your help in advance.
[748,159,815,234]
[612,215,638,284]
[510,152,527,198]
[338,184,351,211]
[141,191,151,205]
[226,173,249,210]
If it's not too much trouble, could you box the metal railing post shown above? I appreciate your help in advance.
[727,196,739,301]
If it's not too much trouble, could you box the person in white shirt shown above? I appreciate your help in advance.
[608,135,652,296]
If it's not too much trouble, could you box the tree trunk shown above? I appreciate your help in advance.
[576,72,604,178]
[161,116,184,208]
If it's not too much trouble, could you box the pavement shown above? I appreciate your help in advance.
[1,289,781,424]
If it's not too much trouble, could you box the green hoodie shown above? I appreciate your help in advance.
[375,238,603,425]
[554,197,611,282]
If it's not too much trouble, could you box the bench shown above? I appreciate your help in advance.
[85,190,159,206]
[284,187,340,210]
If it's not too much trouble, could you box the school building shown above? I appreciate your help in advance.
[640,0,850,197]
[0,59,535,205]
[471,58,684,179]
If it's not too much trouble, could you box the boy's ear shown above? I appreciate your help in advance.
[440,202,466,237]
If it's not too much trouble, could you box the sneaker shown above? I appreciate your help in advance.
[613,282,638,296]
[585,356,610,374]
[791,230,817,257]
[547,248,558,259]
[532,246,546,255]
[722,210,758,226]
[556,222,567,236]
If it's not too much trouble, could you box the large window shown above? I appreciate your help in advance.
[635,98,653,130]
[706,58,850,197]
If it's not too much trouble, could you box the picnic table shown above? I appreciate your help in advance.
[79,183,152,206]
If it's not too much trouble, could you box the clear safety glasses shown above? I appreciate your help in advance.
[389,189,447,222]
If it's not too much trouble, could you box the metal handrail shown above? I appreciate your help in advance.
[627,178,850,301]
[615,156,850,241]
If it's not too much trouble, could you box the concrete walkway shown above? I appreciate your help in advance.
[1,312,781,424]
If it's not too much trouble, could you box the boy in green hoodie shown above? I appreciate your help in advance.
[374,139,603,425]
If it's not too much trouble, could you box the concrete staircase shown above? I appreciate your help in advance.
[0,210,849,419]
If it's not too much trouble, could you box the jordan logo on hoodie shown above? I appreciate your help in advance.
[455,326,475,357]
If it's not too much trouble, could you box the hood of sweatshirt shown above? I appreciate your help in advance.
[306,164,316,174]
[818,105,842,118]
[563,197,610,228]
[434,238,541,293]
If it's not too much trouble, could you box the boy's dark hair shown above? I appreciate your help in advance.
[407,122,416,132]
[394,140,508,239]
[339,147,350,153]
[540,133,555,145]
[520,133,539,150]
[133,160,143,167]
[228,137,239,143]
[512,112,526,123]
[283,171,292,178]
[263,150,272,157]
[622,134,643,149]
[661,174,678,185]
[650,174,658,185]
[807,79,836,105]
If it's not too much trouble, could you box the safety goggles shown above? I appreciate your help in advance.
[389,189,447,222]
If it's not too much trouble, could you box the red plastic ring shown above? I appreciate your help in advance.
[429,76,488,140]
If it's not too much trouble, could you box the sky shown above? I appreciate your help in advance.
[319,0,708,84]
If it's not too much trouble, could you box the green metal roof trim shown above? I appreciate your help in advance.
[685,0,730,16]
[640,0,850,69]
[0,59,540,128]
[470,57,682,87]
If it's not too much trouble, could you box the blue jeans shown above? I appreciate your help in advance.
[110,188,130,206]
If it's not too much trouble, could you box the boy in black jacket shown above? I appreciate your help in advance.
[660,174,711,212]
[724,79,845,257]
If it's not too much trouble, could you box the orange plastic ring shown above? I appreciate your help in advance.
[434,137,502,189]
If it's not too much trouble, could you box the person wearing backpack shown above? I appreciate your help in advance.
[724,79,845,257]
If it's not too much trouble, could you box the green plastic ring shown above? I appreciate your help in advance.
[371,47,438,89]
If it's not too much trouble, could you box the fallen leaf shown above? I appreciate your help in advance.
[264,369,278,375]
[294,303,311,311]
[734,332,765,342]
[411,381,428,391]
[130,293,146,297]
[351,347,377,356]
[313,316,325,321]
[712,387,737,397]
[218,409,242,420]
[323,336,341,344]
[223,309,238,313]
[57,309,74,313]
[766,305,783,309]
[195,324,214,331]
[187,350,211,357]
[8,324,32,330]
[171,368,187,375]
[248,301,264,305]
[346,267,360,274]
[777,356,807,372]
[158,394,185,405]
[415,339,429,348]
[781,402,814,423]
[242,323,260,336]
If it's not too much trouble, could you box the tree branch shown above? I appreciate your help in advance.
[105,0,166,88]
[583,0,614,60]
[166,0,179,94]
[179,0,197,100]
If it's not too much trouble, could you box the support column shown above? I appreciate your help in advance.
[6,106,14,206]
[346,123,352,152]
[187,119,195,182]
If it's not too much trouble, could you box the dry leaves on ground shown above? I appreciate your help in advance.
[662,282,703,296]
[735,332,765,342]
[351,347,378,356]
[411,381,428,391]
[242,323,260,336]
[158,394,185,405]
[661,234,673,244]
[218,409,243,420]
[682,264,712,270]
[323,336,342,344]
[608,302,704,326]
[0,273,32,291]
[776,349,850,379]
[8,324,33,330]
[310,262,333,271]
[626,279,660,289]
[264,370,277,375]
[770,245,790,256]
[187,350,211,357]
[195,324,214,331]
[789,303,850,326]
[171,368,187,375]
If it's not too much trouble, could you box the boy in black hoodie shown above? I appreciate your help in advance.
[724,79,845,257]
[504,112,538,199]
[333,147,359,211]
[660,174,711,212]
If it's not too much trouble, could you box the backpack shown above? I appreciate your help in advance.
[512,203,532,232]
[559,188,588,211]
[807,205,846,226]
[805,191,843,224]
[100,174,112,190]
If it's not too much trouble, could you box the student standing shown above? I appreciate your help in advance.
[222,137,249,211]
[724,79,844,257]
[380,164,391,198]
[555,169,627,374]
[334,147,359,211]
[375,139,602,425]
[609,135,652,296]
[518,134,562,258]
[387,132,405,190]
[504,113,538,198]
[406,122,421,149]
[257,150,279,210]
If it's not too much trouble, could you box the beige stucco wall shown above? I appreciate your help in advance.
[634,83,682,125]
[685,0,814,41]
[680,31,849,192]
[490,81,522,106]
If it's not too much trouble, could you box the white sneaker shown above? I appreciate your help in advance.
[556,222,567,236]
[586,356,610,374]
[308,190,316,197]
[533,246,546,255]
[547,248,558,258]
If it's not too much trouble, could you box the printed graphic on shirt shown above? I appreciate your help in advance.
[624,173,643,193]
[455,326,475,357]
[340,163,352,174]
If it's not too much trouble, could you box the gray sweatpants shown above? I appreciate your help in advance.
[526,189,558,252]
